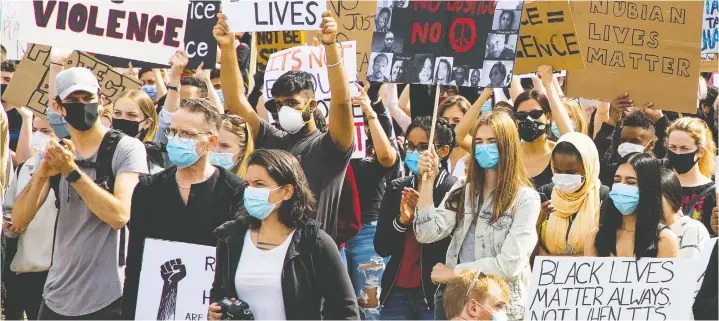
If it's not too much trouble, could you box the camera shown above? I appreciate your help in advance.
[218,297,254,320]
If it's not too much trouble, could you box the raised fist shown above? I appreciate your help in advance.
[160,258,187,286]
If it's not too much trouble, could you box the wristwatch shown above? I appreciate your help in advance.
[65,169,82,183]
[365,111,377,121]
[167,84,179,92]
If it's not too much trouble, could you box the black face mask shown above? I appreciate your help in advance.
[667,150,699,174]
[62,102,99,131]
[1,84,7,98]
[518,118,546,142]
[112,118,146,139]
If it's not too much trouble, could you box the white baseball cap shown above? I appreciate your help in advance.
[55,67,100,100]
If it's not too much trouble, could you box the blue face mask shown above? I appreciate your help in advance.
[405,151,421,175]
[47,109,71,139]
[609,183,640,215]
[244,186,283,220]
[167,136,202,168]
[551,122,576,138]
[481,101,493,114]
[140,85,157,101]
[216,90,225,104]
[474,143,499,169]
[210,151,237,169]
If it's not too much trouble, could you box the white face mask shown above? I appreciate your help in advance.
[31,131,51,155]
[617,142,646,158]
[552,173,584,193]
[278,105,308,134]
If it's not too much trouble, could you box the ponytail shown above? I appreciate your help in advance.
[667,117,716,177]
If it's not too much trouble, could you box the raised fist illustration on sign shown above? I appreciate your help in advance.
[160,259,187,286]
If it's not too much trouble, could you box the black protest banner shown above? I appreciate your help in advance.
[367,0,524,88]
[256,31,305,73]
[95,1,219,69]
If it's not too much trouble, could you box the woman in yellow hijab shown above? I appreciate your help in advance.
[536,132,610,256]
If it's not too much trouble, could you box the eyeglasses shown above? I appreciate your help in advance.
[514,110,545,121]
[403,142,439,153]
[164,128,212,143]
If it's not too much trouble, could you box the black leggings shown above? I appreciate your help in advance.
[38,297,123,320]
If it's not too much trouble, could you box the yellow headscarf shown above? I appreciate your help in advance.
[545,132,601,255]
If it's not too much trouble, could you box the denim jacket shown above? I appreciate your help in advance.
[414,178,540,320]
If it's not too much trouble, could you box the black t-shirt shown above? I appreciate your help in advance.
[351,155,399,224]
[255,119,353,239]
[6,108,21,151]
[532,163,553,190]
[682,182,717,236]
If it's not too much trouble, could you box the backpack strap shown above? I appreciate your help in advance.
[96,129,128,266]
[685,183,716,213]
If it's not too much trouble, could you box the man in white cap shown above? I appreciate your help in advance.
[12,67,148,319]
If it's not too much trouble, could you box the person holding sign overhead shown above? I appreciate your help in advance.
[214,11,355,241]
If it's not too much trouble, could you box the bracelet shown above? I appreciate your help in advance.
[326,60,343,68]
[321,39,336,46]
[50,62,63,66]
[325,43,345,69]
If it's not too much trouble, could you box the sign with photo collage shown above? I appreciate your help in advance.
[366,0,524,88]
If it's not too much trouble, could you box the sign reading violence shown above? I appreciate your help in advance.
[221,0,326,32]
[134,239,216,321]
[513,0,584,74]
[567,0,703,114]
[256,31,305,73]
[527,257,696,321]
[366,0,524,88]
[16,0,189,65]
[2,44,142,118]
[703,0,718,54]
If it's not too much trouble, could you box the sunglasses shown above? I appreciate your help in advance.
[514,110,545,121]
[221,114,247,127]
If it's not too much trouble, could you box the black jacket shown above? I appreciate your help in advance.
[374,169,457,308]
[210,219,360,320]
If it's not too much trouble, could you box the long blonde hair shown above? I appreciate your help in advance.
[562,97,589,136]
[446,111,533,223]
[667,117,717,178]
[221,115,254,178]
[115,90,158,142]
[0,108,9,198]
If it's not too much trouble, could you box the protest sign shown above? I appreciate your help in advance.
[518,70,566,79]
[93,1,219,69]
[320,0,377,82]
[1,1,29,60]
[135,238,216,321]
[703,0,718,54]
[566,0,703,114]
[3,44,142,118]
[16,0,189,65]
[513,0,584,74]
[527,257,696,321]
[256,31,305,73]
[700,53,718,72]
[221,0,326,32]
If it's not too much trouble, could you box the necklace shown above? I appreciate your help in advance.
[256,230,280,250]
[175,175,191,190]
[620,227,636,232]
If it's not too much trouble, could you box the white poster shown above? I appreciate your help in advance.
[221,0,325,32]
[15,0,189,65]
[1,0,29,60]
[526,257,697,321]
[135,238,216,321]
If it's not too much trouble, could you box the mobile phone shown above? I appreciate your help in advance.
[538,192,549,204]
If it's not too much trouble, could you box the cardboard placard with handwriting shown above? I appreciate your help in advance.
[514,0,585,74]
[700,53,718,72]
[566,1,703,114]
[3,44,141,119]
[256,31,306,73]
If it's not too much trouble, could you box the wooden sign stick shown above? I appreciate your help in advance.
[423,84,442,182]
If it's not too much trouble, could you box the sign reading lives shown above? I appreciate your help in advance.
[95,0,219,70]
[513,0,584,74]
[527,257,696,321]
[221,0,326,32]
[703,0,718,54]
[567,0,703,114]
[3,44,141,119]
[366,0,524,88]
[17,0,189,65]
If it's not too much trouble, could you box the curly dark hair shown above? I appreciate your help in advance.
[1,61,17,73]
[623,110,656,135]
[406,116,454,164]
[270,70,315,99]
[181,76,208,98]
[243,149,316,229]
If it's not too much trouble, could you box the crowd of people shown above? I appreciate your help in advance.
[0,7,716,321]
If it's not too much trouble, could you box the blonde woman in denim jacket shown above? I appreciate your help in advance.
[412,111,540,320]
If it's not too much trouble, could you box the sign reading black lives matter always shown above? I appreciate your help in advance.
[527,257,697,320]
[94,1,219,69]
[366,0,524,88]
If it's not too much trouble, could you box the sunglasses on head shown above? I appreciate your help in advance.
[514,110,545,121]
[221,114,247,127]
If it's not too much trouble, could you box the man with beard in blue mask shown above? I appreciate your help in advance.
[214,11,355,241]
[121,98,245,319]
[11,67,148,319]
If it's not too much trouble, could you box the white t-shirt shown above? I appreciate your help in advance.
[670,215,710,259]
[448,155,467,179]
[235,230,296,320]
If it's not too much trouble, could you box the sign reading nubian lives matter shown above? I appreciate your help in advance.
[567,0,703,114]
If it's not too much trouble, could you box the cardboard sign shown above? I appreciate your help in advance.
[703,0,718,54]
[566,1,703,114]
[366,0,524,88]
[527,257,696,320]
[3,44,141,118]
[513,0,584,74]
[1,1,29,60]
[221,0,326,32]
[518,70,566,79]
[17,0,189,65]
[93,1,219,69]
[323,0,378,82]
[701,53,718,72]
[134,238,216,321]
[256,31,305,73]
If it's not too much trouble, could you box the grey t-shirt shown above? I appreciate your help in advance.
[43,136,148,316]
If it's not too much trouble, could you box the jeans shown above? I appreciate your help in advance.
[346,221,387,320]
[2,237,22,320]
[380,287,434,320]
[38,297,123,320]
[11,271,49,320]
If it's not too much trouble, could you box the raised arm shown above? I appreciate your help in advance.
[509,75,524,102]
[321,11,354,153]
[355,83,396,167]
[214,13,260,138]
[398,84,411,116]
[538,66,573,136]
[154,69,168,102]
[456,88,492,153]
[195,63,224,114]
[384,83,410,133]
[12,156,53,229]
[13,107,34,165]
[164,50,188,114]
